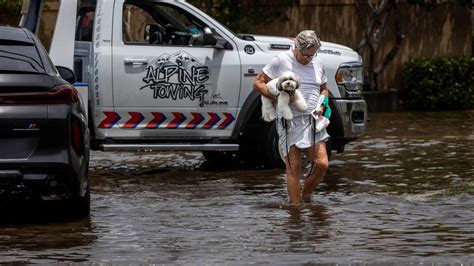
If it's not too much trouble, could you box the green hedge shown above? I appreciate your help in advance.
[405,57,474,110]
[0,0,22,13]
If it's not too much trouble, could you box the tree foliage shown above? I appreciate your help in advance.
[355,0,471,91]
[405,57,474,110]
[0,0,22,13]
[187,0,297,33]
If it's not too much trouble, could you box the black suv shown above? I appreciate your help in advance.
[0,26,90,217]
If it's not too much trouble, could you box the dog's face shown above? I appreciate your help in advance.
[277,72,300,92]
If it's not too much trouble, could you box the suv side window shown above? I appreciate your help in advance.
[122,2,206,47]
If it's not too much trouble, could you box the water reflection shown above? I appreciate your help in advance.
[327,110,474,195]
[283,204,332,247]
[0,216,95,263]
[0,111,473,263]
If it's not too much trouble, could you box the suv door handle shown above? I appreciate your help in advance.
[124,58,148,65]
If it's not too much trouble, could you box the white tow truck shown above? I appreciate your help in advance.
[21,0,367,167]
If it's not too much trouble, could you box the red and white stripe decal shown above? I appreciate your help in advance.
[145,112,166,129]
[186,112,205,129]
[98,112,121,128]
[123,112,145,128]
[98,111,235,129]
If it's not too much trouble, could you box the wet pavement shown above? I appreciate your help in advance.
[1,110,473,263]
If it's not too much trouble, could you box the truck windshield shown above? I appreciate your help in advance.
[0,41,45,73]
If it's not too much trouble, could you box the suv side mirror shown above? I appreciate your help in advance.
[56,66,76,84]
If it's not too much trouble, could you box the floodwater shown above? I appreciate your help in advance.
[1,111,473,263]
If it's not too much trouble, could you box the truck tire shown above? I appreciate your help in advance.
[326,137,332,160]
[237,120,284,169]
[264,121,285,168]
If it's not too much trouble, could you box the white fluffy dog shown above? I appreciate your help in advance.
[261,71,307,122]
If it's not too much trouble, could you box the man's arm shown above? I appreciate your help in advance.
[320,83,331,118]
[253,71,276,101]
[313,83,330,117]
[320,83,329,97]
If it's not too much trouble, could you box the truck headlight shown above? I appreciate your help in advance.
[335,62,363,97]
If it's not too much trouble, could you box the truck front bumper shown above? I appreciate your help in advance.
[333,98,367,140]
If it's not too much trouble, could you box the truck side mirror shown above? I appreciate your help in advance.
[202,27,230,49]
[56,66,76,84]
[144,24,163,44]
[202,27,217,46]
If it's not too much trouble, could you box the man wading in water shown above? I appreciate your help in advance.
[253,30,330,204]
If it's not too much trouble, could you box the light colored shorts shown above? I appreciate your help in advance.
[276,115,330,158]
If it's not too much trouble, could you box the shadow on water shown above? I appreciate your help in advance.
[0,202,95,263]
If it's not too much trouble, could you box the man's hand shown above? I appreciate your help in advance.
[253,72,277,101]
[312,106,324,117]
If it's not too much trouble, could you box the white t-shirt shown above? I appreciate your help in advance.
[262,50,330,156]
[262,50,327,118]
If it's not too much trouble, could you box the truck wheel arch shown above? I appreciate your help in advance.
[231,90,261,140]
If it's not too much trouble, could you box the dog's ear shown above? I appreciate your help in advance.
[294,75,300,89]
[276,78,282,91]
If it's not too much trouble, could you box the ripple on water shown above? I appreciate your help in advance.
[1,111,473,263]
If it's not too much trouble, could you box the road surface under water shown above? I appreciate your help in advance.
[1,111,473,263]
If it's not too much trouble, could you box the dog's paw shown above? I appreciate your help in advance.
[293,92,307,111]
[295,100,307,111]
[282,110,293,121]
[262,111,277,122]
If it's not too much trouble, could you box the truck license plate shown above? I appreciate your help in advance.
[353,124,365,132]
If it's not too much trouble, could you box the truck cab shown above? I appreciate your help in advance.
[21,0,367,168]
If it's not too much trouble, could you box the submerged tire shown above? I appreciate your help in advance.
[238,120,284,169]
[202,121,284,169]
[326,136,332,161]
[264,121,285,168]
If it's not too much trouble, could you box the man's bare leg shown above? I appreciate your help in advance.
[302,142,329,203]
[285,145,302,204]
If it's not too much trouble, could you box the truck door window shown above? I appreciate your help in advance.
[76,8,95,41]
[75,0,97,41]
[122,2,207,47]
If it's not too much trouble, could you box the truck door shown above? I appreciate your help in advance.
[110,0,241,139]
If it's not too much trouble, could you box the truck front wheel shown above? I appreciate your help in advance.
[263,122,285,168]
[237,120,284,169]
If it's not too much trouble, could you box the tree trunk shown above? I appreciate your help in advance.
[355,0,402,91]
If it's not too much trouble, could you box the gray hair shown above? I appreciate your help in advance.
[295,30,321,51]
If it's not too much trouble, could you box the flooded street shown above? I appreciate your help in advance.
[1,111,473,263]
